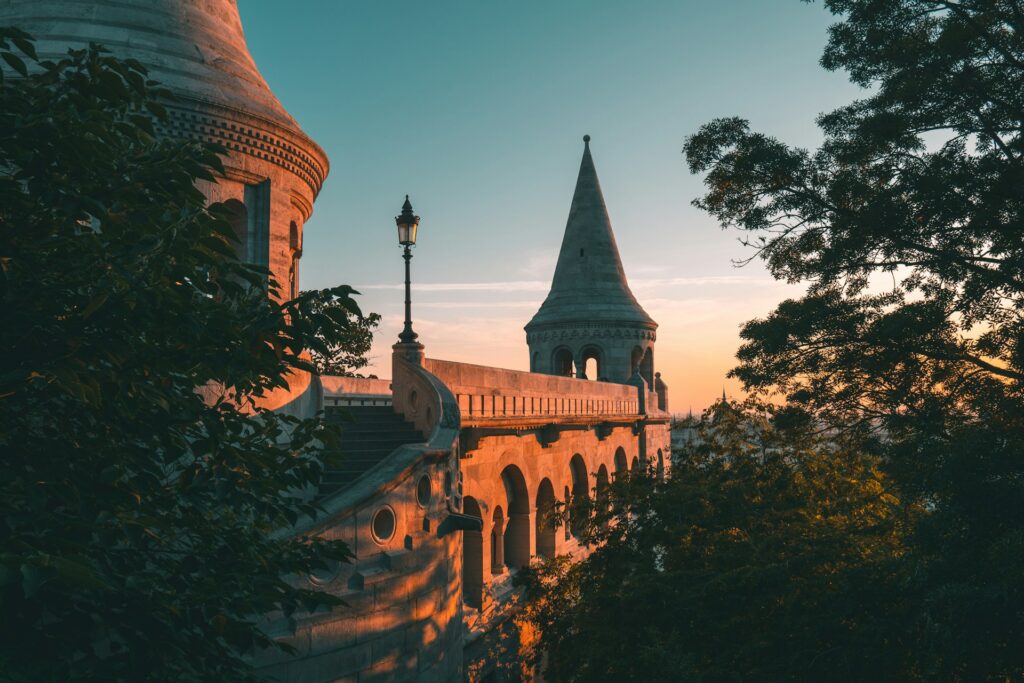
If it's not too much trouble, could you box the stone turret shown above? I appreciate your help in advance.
[0,0,328,299]
[526,136,658,385]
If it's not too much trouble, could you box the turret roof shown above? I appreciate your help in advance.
[526,136,655,330]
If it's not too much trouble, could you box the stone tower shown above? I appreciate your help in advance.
[526,136,657,386]
[0,0,329,299]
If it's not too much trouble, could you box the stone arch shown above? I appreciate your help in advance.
[223,199,248,263]
[569,453,590,538]
[462,496,484,609]
[630,345,644,375]
[579,344,603,381]
[596,464,610,514]
[501,465,530,569]
[614,447,628,479]
[657,449,665,481]
[490,506,504,574]
[535,478,557,559]
[552,346,574,377]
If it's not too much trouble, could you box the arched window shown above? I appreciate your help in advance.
[462,497,484,609]
[596,465,610,516]
[569,454,590,538]
[535,479,557,559]
[552,347,574,377]
[222,199,248,263]
[614,447,628,479]
[490,506,505,574]
[501,465,531,569]
[580,346,602,381]
[640,347,655,388]
[630,346,644,375]
[630,456,640,474]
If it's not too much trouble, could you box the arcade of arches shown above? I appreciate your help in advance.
[457,425,669,612]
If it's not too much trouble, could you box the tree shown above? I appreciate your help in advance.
[683,1,1024,678]
[0,32,358,680]
[521,401,911,683]
[305,297,381,377]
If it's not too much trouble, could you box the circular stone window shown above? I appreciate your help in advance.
[416,474,432,507]
[409,390,419,411]
[371,507,396,544]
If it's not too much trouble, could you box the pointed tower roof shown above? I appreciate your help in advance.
[526,136,655,330]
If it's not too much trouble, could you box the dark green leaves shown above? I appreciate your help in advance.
[0,32,357,680]
[683,2,1024,679]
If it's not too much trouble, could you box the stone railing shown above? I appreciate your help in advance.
[320,375,392,407]
[423,358,641,421]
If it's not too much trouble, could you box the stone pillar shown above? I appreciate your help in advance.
[655,372,668,412]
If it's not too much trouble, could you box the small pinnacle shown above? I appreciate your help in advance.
[583,134,591,144]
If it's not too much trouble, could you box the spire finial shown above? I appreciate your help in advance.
[583,134,591,146]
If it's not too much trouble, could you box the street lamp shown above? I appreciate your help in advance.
[395,195,420,344]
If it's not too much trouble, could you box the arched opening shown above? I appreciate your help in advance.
[552,347,574,377]
[596,465,610,516]
[535,478,557,559]
[657,449,665,482]
[222,199,248,263]
[630,346,643,375]
[462,497,484,609]
[640,347,655,388]
[579,346,602,381]
[501,465,531,569]
[490,506,505,574]
[630,456,640,474]
[569,454,590,538]
[614,447,628,479]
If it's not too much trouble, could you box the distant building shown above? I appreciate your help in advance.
[5,2,671,680]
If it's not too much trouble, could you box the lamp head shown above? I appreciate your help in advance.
[395,195,420,246]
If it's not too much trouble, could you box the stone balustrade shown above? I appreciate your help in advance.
[422,358,641,423]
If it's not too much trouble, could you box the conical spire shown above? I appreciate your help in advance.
[526,136,655,330]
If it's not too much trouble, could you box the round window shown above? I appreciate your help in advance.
[371,507,396,544]
[416,474,432,507]
[409,390,419,410]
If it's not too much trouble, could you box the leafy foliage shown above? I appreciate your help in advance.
[305,295,381,378]
[680,1,1024,679]
[0,31,357,680]
[521,401,911,683]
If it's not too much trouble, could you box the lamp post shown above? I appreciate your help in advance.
[395,195,420,344]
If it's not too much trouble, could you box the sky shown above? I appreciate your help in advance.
[240,0,863,413]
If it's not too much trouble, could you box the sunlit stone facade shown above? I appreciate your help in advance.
[5,2,671,680]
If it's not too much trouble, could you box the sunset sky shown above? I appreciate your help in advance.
[241,0,862,413]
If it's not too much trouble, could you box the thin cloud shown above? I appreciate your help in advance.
[356,274,769,293]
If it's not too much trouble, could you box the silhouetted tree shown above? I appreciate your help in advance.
[521,401,912,683]
[0,32,357,680]
[527,2,1024,680]
[684,1,1024,678]
[305,298,381,377]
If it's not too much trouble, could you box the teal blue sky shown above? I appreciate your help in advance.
[240,0,861,411]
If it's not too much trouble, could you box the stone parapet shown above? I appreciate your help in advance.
[423,358,640,422]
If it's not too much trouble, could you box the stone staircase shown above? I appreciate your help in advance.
[318,405,425,497]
